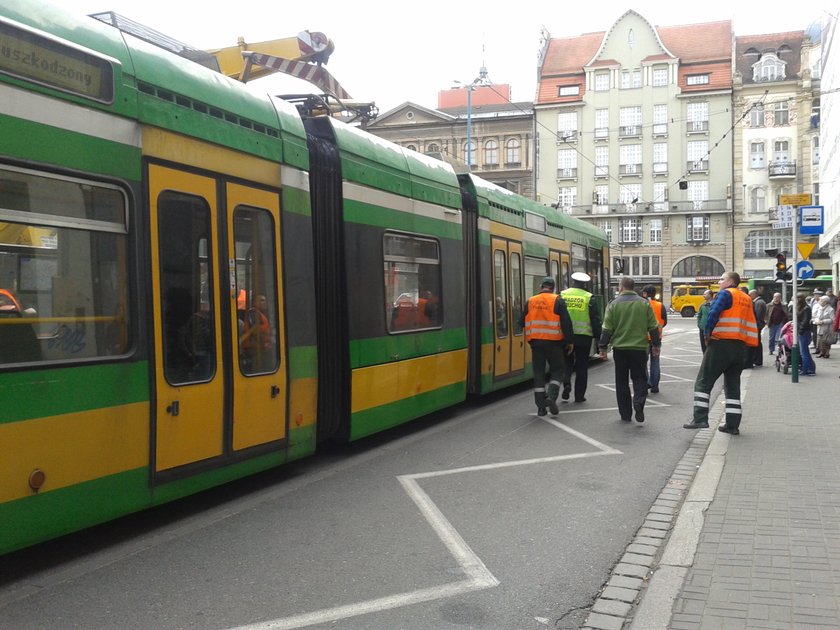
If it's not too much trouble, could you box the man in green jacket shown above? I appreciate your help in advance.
[599,276,660,423]
[697,290,713,352]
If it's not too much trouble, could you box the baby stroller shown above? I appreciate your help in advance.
[775,321,793,374]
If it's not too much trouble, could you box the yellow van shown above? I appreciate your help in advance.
[671,285,715,317]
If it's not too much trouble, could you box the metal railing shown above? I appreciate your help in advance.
[768,160,796,177]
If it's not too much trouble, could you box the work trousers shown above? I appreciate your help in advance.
[563,341,592,400]
[698,330,707,353]
[693,339,747,429]
[612,348,648,421]
[530,340,566,410]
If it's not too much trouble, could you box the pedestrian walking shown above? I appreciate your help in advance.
[745,290,766,367]
[641,285,667,393]
[766,292,788,355]
[519,277,574,416]
[684,271,759,435]
[598,276,660,423]
[697,290,714,353]
[560,271,602,403]
[812,295,835,358]
[797,294,816,375]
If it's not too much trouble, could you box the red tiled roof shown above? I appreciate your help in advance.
[678,61,733,92]
[657,20,732,62]
[540,32,604,76]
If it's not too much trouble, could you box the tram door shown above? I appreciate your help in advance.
[150,165,225,471]
[226,183,286,451]
[492,238,525,378]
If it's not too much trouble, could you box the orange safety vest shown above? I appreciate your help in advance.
[524,292,564,342]
[711,288,759,347]
[242,309,271,350]
[650,299,665,329]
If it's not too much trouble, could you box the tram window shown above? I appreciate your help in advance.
[234,206,279,375]
[0,166,129,366]
[158,192,215,385]
[550,260,560,291]
[589,248,603,296]
[510,252,524,335]
[571,243,587,278]
[494,249,508,338]
[524,256,548,297]
[561,261,570,290]
[383,233,442,333]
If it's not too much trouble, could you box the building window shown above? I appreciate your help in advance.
[594,184,609,206]
[686,74,710,85]
[619,144,642,175]
[619,183,641,207]
[595,146,609,177]
[557,149,577,177]
[650,219,662,244]
[621,69,641,89]
[750,142,766,168]
[652,104,668,135]
[813,182,820,205]
[773,140,789,162]
[464,141,476,166]
[686,181,708,208]
[557,186,577,209]
[557,111,578,140]
[687,140,709,171]
[619,106,642,135]
[653,182,668,211]
[673,255,723,277]
[506,138,521,165]
[484,139,498,165]
[619,218,643,244]
[687,102,709,132]
[652,67,668,87]
[594,108,609,139]
[744,230,791,257]
[753,54,786,82]
[594,72,609,91]
[813,136,820,165]
[427,143,440,153]
[406,144,417,152]
[774,101,789,126]
[558,85,580,96]
[686,216,710,242]
[653,143,667,173]
[749,187,766,213]
[599,220,612,243]
[749,103,764,127]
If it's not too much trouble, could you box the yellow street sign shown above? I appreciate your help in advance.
[798,243,815,260]
[780,194,812,206]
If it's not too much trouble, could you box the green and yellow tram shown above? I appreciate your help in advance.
[0,0,608,554]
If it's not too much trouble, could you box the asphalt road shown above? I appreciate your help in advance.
[0,316,706,630]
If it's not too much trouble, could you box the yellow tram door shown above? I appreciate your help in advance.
[149,165,225,472]
[226,183,287,451]
[492,238,526,378]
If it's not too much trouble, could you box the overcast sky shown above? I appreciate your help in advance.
[64,1,834,114]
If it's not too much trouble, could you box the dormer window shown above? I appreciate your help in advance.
[753,53,786,82]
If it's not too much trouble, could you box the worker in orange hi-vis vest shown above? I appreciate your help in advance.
[518,277,574,417]
[641,284,667,393]
[684,271,759,435]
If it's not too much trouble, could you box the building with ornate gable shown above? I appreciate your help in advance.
[535,11,734,300]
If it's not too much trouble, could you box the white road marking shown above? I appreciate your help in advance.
[231,418,621,629]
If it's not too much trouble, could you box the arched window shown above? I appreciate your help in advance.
[506,138,521,165]
[406,144,417,152]
[484,139,498,165]
[427,143,440,153]
[753,54,786,82]
[672,256,724,278]
[750,187,766,213]
[464,141,476,166]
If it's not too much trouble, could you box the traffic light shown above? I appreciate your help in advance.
[775,253,787,280]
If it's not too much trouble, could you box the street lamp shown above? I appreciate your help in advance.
[455,68,488,170]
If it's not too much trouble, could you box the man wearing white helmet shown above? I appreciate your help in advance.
[560,271,601,402]
[519,276,574,417]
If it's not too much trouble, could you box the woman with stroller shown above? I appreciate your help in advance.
[797,294,816,375]
[812,295,835,358]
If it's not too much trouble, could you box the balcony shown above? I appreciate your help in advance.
[768,160,796,178]
[619,125,642,138]
[687,159,709,173]
[619,163,642,176]
[556,130,578,144]
[556,167,578,180]
[594,166,609,178]
[687,120,709,134]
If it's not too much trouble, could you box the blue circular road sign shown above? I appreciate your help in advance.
[796,260,815,280]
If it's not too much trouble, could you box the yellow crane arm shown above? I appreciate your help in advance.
[207,31,334,81]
